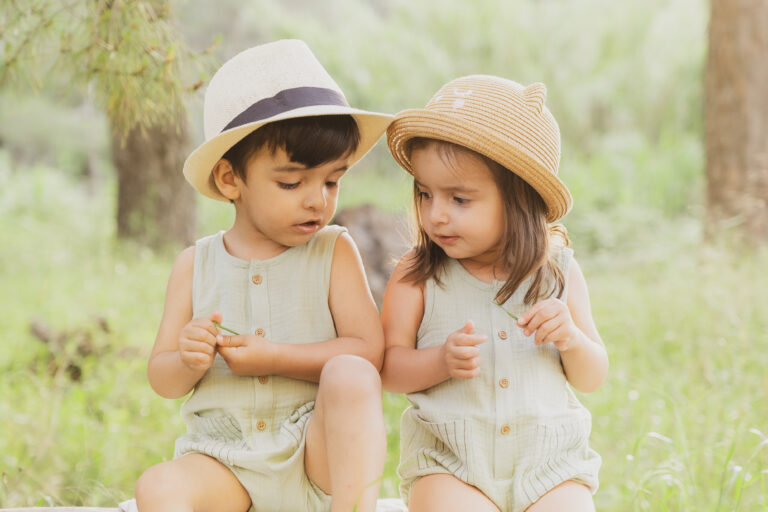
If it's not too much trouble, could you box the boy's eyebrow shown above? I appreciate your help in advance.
[273,164,308,172]
[272,164,349,173]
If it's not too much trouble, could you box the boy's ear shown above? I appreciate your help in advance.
[212,159,241,201]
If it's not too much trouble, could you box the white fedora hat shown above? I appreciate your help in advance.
[183,39,393,201]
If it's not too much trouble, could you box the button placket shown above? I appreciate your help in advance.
[492,303,515,476]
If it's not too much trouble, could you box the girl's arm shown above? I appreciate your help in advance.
[379,255,451,393]
[147,247,218,398]
[218,232,384,382]
[560,259,608,392]
[518,258,608,393]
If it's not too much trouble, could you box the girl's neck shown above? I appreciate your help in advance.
[457,257,509,284]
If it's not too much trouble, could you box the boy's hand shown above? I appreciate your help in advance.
[518,298,584,352]
[441,320,487,379]
[217,331,276,376]
[178,311,222,372]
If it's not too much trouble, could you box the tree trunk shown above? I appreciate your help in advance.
[705,0,768,243]
[112,111,196,249]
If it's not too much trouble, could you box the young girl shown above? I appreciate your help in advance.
[380,75,607,512]
[134,40,393,512]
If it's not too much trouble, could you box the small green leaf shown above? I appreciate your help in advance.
[495,303,518,321]
[213,321,239,336]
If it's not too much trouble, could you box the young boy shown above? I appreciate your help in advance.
[134,40,393,512]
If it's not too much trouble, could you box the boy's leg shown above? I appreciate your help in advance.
[408,474,500,512]
[525,480,595,512]
[135,453,251,512]
[305,354,386,512]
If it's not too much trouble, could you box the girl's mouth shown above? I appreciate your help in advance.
[436,235,459,245]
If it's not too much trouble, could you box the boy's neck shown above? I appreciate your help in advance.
[222,225,291,261]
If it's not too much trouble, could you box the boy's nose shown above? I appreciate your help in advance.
[303,186,327,210]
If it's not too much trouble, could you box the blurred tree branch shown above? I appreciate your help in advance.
[1,0,216,136]
[1,0,219,248]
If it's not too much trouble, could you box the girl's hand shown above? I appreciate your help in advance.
[441,320,487,379]
[518,298,584,352]
[178,311,222,372]
[217,331,277,376]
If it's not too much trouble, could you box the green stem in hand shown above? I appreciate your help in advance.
[495,303,519,321]
[213,321,239,336]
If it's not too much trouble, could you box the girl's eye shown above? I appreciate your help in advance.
[418,190,432,199]
[325,181,339,188]
[453,196,469,204]
[278,182,300,190]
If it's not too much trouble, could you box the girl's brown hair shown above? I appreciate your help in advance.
[403,138,570,306]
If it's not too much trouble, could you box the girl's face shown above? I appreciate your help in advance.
[411,144,506,272]
[225,146,349,251]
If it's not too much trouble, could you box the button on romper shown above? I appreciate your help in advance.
[174,225,347,511]
[398,247,601,512]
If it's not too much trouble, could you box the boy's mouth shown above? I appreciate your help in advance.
[295,220,321,233]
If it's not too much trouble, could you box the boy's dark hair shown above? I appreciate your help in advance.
[216,115,360,186]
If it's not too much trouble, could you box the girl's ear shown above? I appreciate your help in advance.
[212,159,241,201]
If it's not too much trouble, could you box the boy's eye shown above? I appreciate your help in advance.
[453,196,469,204]
[325,181,339,188]
[278,182,300,190]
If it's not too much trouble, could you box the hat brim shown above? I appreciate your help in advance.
[387,109,572,222]
[183,105,393,201]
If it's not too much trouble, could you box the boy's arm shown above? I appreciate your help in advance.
[147,247,210,398]
[220,232,385,382]
[379,255,451,393]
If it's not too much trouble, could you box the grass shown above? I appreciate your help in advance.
[0,160,766,509]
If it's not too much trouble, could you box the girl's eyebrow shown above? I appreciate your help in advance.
[415,180,478,194]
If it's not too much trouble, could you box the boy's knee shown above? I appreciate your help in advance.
[320,354,381,399]
[135,462,182,503]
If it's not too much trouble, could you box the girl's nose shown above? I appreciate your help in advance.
[428,200,449,225]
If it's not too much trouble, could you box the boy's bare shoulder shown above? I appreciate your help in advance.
[169,245,195,279]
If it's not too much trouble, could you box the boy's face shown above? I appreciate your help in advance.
[227,146,349,249]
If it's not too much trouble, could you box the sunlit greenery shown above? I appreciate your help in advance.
[1,0,767,510]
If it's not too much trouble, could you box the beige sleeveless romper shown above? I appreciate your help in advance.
[174,225,347,511]
[398,247,601,512]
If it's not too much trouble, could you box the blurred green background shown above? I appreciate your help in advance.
[1,0,767,510]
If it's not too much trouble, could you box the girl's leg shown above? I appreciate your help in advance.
[525,480,594,512]
[305,354,386,512]
[408,474,500,512]
[135,453,251,512]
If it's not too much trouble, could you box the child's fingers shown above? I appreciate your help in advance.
[453,333,488,346]
[518,300,554,328]
[520,302,559,335]
[453,356,481,370]
[181,340,216,356]
[452,367,481,379]
[449,345,480,360]
[210,310,223,325]
[451,320,475,336]
[534,317,560,345]
[217,334,246,348]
